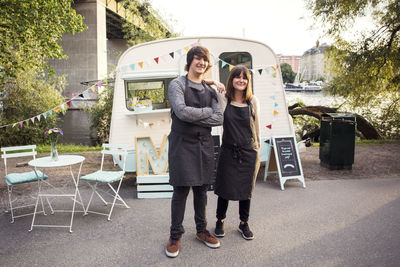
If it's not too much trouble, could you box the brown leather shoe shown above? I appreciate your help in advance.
[165,236,181,258]
[196,230,221,248]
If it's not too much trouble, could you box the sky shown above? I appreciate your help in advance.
[149,0,329,56]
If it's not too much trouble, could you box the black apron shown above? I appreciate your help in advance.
[214,99,259,200]
[168,76,215,186]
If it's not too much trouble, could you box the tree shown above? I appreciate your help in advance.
[121,0,177,46]
[280,63,296,83]
[306,0,400,138]
[0,0,86,146]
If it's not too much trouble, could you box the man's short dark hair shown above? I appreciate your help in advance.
[185,46,212,72]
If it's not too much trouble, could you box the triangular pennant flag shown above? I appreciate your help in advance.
[266,124,272,129]
[229,65,234,71]
[184,46,190,52]
[276,64,279,69]
[54,107,60,113]
[66,101,71,107]
[49,110,53,116]
[122,66,128,72]
[79,93,84,98]
[274,110,279,115]
[96,81,102,87]
[272,65,277,70]
[30,117,35,123]
[90,85,95,92]
[176,49,182,55]
[169,52,174,59]
[43,112,47,119]
[272,72,277,77]
[258,69,263,75]
[265,68,270,74]
[61,103,65,110]
[83,90,89,98]
[19,121,23,127]
[154,57,159,64]
[36,114,41,121]
[274,102,278,107]
[221,61,228,68]
[270,96,276,100]
[130,64,135,70]
[138,61,144,68]
[191,42,198,47]
[13,123,17,127]
[249,69,254,74]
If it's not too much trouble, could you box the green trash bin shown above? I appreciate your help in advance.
[319,113,356,170]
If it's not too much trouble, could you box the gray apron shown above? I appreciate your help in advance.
[215,99,259,200]
[168,76,215,186]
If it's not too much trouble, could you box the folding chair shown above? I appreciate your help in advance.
[80,144,129,220]
[1,145,49,223]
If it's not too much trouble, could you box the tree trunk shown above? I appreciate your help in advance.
[288,105,382,139]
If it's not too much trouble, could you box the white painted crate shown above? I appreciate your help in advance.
[136,174,172,199]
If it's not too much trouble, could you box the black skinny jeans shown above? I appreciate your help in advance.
[216,196,250,222]
[170,185,208,238]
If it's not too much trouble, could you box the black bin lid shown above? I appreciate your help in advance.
[321,113,356,121]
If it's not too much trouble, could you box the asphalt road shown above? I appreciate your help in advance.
[1,177,400,267]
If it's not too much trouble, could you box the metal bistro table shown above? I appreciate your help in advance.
[28,155,85,233]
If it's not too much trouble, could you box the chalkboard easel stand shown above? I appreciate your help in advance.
[264,136,306,190]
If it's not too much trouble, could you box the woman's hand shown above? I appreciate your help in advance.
[204,79,225,93]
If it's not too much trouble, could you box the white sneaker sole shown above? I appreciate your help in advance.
[196,236,221,248]
[214,232,225,238]
[165,248,179,258]
[238,228,254,240]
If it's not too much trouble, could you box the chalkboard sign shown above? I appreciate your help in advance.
[271,135,305,190]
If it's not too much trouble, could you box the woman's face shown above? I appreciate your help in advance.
[232,72,248,92]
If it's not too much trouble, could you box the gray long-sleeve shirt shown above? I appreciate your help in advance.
[168,76,223,127]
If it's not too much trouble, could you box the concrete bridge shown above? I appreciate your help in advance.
[49,0,171,144]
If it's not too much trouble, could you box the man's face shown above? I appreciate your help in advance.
[190,55,208,75]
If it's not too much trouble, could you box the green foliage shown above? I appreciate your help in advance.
[292,115,320,140]
[280,63,296,83]
[88,79,114,145]
[0,0,86,81]
[307,0,400,138]
[0,0,86,146]
[0,68,66,146]
[121,0,177,45]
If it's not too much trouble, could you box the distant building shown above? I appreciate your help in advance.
[300,43,330,81]
[276,54,301,73]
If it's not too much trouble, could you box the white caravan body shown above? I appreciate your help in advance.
[109,37,294,172]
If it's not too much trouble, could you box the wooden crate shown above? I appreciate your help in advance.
[136,174,172,199]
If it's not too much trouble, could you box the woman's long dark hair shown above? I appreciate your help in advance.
[225,65,252,101]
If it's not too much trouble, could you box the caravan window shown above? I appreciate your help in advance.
[218,52,253,91]
[125,79,173,111]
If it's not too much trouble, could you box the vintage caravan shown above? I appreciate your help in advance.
[109,37,294,172]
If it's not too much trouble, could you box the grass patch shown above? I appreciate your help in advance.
[37,144,102,153]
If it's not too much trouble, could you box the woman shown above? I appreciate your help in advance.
[213,65,260,240]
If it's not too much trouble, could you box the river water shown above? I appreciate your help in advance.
[285,91,344,107]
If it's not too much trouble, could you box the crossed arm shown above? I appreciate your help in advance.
[168,79,224,127]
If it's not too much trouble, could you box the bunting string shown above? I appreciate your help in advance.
[0,81,103,129]
[116,42,280,78]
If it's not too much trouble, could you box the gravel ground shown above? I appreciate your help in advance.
[1,143,400,209]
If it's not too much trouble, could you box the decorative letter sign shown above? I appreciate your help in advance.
[135,135,168,176]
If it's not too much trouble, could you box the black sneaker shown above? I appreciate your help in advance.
[238,222,254,240]
[214,220,225,237]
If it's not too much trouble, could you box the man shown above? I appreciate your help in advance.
[165,45,223,258]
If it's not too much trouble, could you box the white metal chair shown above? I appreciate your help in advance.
[1,145,49,223]
[80,144,129,220]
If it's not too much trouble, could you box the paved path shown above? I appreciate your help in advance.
[1,178,400,266]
